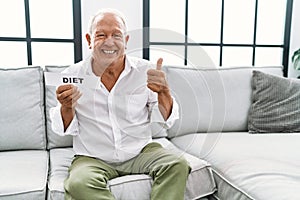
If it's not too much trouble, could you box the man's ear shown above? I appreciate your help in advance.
[125,35,129,49]
[86,33,92,49]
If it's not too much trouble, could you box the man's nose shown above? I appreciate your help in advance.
[103,36,114,46]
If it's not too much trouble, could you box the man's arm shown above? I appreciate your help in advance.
[147,58,173,120]
[157,89,173,120]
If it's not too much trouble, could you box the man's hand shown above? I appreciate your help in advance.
[147,58,169,93]
[56,84,82,110]
[56,84,82,130]
[147,58,173,120]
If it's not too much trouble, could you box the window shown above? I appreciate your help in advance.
[143,0,293,76]
[0,0,82,68]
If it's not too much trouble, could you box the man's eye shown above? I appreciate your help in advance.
[96,34,106,38]
[113,34,122,39]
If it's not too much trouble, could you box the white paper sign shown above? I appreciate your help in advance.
[44,72,99,89]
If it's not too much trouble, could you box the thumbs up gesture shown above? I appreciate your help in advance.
[147,58,169,93]
[147,58,173,120]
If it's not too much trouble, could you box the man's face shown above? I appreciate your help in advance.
[87,13,129,67]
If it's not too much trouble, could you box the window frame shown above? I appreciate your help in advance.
[0,0,82,65]
[143,0,294,77]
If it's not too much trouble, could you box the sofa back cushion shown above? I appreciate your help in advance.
[45,66,73,149]
[0,67,46,150]
[164,66,283,138]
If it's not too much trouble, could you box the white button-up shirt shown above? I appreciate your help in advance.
[50,55,179,163]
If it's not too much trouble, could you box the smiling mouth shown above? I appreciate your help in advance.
[102,50,117,54]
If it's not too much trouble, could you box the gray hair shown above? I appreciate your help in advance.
[87,8,128,35]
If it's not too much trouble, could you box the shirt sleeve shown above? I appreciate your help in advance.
[49,104,79,136]
[149,92,179,129]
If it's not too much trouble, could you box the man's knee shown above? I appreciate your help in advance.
[65,172,108,196]
[151,156,190,179]
[171,157,191,176]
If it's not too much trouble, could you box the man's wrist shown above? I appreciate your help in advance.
[158,87,171,97]
[61,106,75,116]
[157,89,173,120]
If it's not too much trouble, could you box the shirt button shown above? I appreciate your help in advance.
[163,123,168,129]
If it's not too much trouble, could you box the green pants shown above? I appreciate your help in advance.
[64,142,191,200]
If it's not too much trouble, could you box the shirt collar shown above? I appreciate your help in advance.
[123,55,138,75]
[85,55,94,76]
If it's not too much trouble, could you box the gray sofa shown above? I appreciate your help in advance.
[0,64,299,200]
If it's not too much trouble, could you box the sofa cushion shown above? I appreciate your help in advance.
[164,66,283,138]
[248,70,300,133]
[45,66,73,149]
[47,148,73,200]
[171,132,300,200]
[0,66,46,150]
[0,150,48,199]
[48,139,216,200]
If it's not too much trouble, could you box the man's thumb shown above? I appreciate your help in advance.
[156,58,163,70]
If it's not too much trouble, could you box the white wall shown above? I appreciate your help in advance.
[288,0,300,77]
[81,0,143,59]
